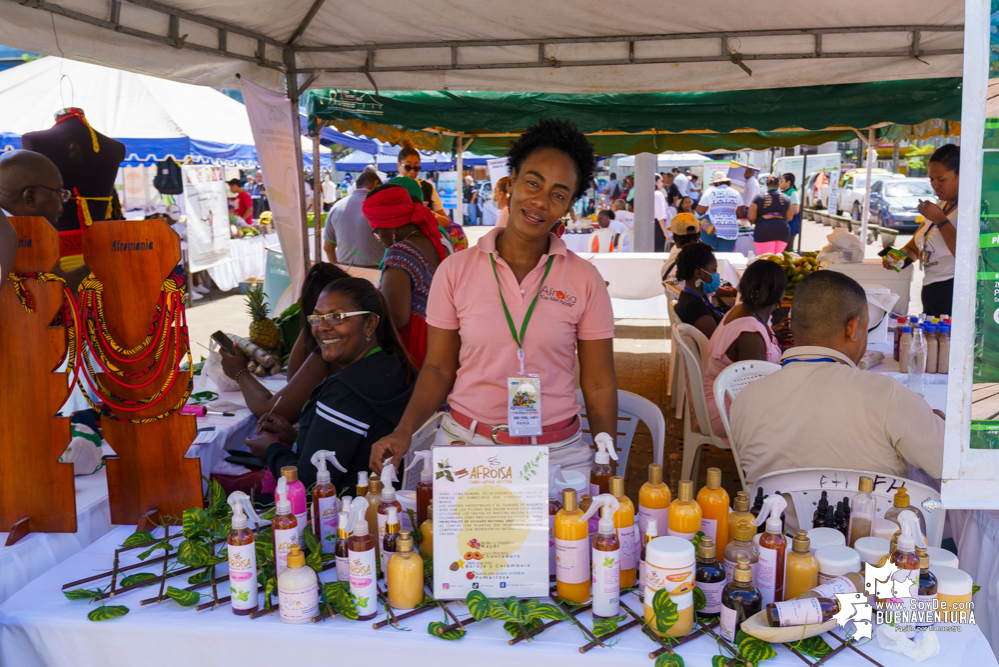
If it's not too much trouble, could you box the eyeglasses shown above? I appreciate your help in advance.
[400,163,421,172]
[26,185,72,202]
[306,310,372,326]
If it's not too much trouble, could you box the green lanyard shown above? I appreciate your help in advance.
[364,346,383,358]
[489,254,555,373]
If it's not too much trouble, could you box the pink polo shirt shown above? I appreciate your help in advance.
[426,227,615,426]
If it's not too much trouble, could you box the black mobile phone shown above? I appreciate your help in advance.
[211,330,235,355]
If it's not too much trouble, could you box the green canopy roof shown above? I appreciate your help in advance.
[306,77,961,156]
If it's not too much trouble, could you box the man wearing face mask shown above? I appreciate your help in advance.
[731,271,944,484]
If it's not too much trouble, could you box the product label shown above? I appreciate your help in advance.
[295,511,309,543]
[592,547,620,617]
[348,548,378,616]
[644,561,694,601]
[618,525,638,570]
[314,497,339,555]
[637,506,669,536]
[549,516,556,576]
[700,518,718,543]
[380,545,396,577]
[811,576,858,598]
[555,537,590,584]
[754,547,781,605]
[774,598,822,627]
[273,528,299,578]
[667,527,696,541]
[336,554,350,582]
[719,603,738,642]
[590,483,600,498]
[278,583,319,621]
[698,581,724,614]
[378,512,388,549]
[227,542,258,611]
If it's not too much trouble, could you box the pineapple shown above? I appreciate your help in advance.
[245,286,281,351]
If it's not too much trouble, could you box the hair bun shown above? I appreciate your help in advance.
[401,138,416,150]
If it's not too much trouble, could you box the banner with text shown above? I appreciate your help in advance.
[181,165,231,272]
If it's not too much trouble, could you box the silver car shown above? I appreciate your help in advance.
[869,178,934,233]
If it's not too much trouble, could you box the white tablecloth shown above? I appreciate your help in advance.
[0,470,110,605]
[952,509,999,657]
[562,232,596,254]
[207,235,282,292]
[1,525,994,667]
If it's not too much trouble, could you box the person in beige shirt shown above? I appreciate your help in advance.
[730,270,944,486]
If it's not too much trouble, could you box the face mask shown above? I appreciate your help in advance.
[701,272,721,294]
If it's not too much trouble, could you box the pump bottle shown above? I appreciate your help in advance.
[638,463,670,539]
[227,491,261,615]
[667,480,702,541]
[784,530,819,600]
[696,468,730,553]
[381,506,401,575]
[310,450,347,554]
[723,520,758,581]
[752,494,787,604]
[420,502,435,559]
[356,472,369,497]
[335,509,351,581]
[609,476,637,589]
[639,518,659,599]
[720,556,762,642]
[884,487,927,537]
[365,475,383,561]
[696,536,725,618]
[387,530,424,611]
[590,432,618,497]
[273,477,300,577]
[554,488,591,605]
[581,494,622,618]
[278,544,319,623]
[847,476,876,548]
[405,451,434,528]
[280,466,308,543]
[346,503,378,621]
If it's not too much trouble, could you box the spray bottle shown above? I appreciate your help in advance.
[590,433,618,497]
[346,500,378,620]
[227,491,261,615]
[273,476,299,577]
[378,459,403,561]
[280,466,308,544]
[405,451,434,527]
[751,494,787,605]
[580,494,622,618]
[554,488,591,604]
[890,511,925,602]
[311,450,347,554]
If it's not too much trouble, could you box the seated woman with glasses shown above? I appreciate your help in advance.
[246,276,416,491]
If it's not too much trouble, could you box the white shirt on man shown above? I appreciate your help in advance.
[673,172,689,197]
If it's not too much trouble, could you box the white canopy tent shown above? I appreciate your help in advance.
[614,153,715,169]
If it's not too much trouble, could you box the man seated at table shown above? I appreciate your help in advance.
[730,270,944,485]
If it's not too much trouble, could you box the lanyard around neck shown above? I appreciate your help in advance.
[490,254,555,373]
[683,287,725,318]
[781,356,838,367]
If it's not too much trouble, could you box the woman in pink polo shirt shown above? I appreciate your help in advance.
[370,119,618,476]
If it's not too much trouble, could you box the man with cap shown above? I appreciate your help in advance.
[227,178,253,225]
[696,170,745,252]
[661,212,704,293]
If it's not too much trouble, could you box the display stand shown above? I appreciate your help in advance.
[0,216,75,544]
[81,220,201,526]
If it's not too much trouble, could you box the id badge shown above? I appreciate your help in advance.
[507,374,542,437]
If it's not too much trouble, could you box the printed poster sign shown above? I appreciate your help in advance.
[432,445,549,599]
[487,158,510,191]
[181,165,231,272]
[437,171,459,210]
[826,168,841,215]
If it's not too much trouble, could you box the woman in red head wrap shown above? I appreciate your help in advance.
[362,183,446,368]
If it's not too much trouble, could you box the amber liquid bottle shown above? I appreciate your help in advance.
[312,471,338,551]
[757,505,787,604]
[228,522,257,616]
[416,472,433,529]
[720,557,762,643]
[695,536,726,619]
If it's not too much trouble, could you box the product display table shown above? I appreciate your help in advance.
[207,234,282,293]
[1,526,994,667]
[563,231,596,254]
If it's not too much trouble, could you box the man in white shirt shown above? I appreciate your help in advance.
[731,270,944,486]
[695,171,745,252]
[321,174,337,211]
[672,168,689,198]
[740,165,760,207]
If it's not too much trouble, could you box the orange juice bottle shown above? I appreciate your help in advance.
[609,476,637,590]
[667,480,702,541]
[638,463,670,540]
[697,468,730,555]
[554,489,591,604]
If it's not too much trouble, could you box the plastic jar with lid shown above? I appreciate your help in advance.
[814,545,862,584]
[854,536,890,567]
[643,536,695,637]
[931,566,973,624]
[871,518,898,540]
[925,547,959,570]
[807,527,846,552]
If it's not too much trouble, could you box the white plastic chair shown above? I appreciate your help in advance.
[400,412,444,491]
[614,229,634,253]
[753,468,945,548]
[713,360,781,494]
[673,323,730,486]
[575,389,666,477]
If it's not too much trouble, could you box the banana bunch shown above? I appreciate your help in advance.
[762,251,820,297]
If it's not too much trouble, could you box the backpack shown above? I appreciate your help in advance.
[153,157,183,195]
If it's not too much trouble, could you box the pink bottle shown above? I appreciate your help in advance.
[281,466,308,543]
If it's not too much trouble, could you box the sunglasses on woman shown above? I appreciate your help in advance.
[306,310,372,325]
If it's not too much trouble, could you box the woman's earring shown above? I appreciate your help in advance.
[694,279,703,287]
[365,335,372,343]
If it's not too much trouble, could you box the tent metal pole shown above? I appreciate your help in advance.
[798,149,807,253]
[456,133,464,226]
[313,121,324,264]
[860,127,874,246]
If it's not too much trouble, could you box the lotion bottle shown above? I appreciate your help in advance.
[590,433,618,497]
[347,503,378,621]
[847,476,876,548]
[227,491,261,615]
[273,477,299,577]
[405,451,434,528]
[609,476,637,589]
[356,471,369,497]
[696,467,730,553]
[581,494,622,618]
[638,463,670,539]
[720,556,762,643]
[554,488,591,605]
[278,544,319,624]
[884,487,927,537]
[335,509,351,581]
[667,480,702,541]
[381,505,401,575]
[310,450,347,554]
[695,536,725,618]
[280,466,308,544]
[387,530,424,611]
[751,494,787,605]
[419,502,435,559]
[784,530,819,600]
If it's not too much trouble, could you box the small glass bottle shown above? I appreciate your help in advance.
[720,556,762,643]
[335,510,351,582]
[381,506,401,575]
[915,547,938,610]
[841,496,851,527]
[723,520,759,582]
[847,476,876,548]
[834,502,847,540]
[784,530,819,600]
[727,493,753,560]
[695,536,725,618]
[765,597,840,627]
[812,491,829,528]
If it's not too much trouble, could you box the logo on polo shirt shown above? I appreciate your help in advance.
[540,286,577,308]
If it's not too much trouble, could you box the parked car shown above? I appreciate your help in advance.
[821,168,901,216]
[870,177,934,232]
[803,171,829,209]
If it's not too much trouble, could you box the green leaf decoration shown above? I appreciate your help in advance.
[465,590,492,621]
[422,557,433,580]
[119,573,158,588]
[973,584,982,595]
[693,585,706,612]
[255,529,274,563]
[264,575,278,608]
[303,527,321,554]
[259,507,276,521]
[524,602,566,621]
[208,478,226,510]
[137,538,174,561]
[63,588,103,601]
[305,545,323,573]
[187,566,213,585]
[488,599,523,623]
[787,635,833,660]
[711,656,729,667]
[166,586,202,607]
[428,621,466,641]
[87,605,129,621]
[691,531,706,550]
[323,581,357,619]
[406,509,422,543]
[652,588,679,633]
[177,539,212,567]
[654,653,686,667]
[182,508,208,538]
[504,618,544,638]
[737,629,778,663]
[503,596,524,619]
[121,530,155,548]
[593,614,627,637]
